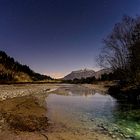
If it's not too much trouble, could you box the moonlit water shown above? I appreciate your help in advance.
[46,85,140,140]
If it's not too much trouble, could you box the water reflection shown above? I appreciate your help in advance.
[54,84,106,96]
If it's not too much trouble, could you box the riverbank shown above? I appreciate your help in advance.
[0,84,60,101]
[0,84,59,140]
[83,81,117,93]
[108,83,140,103]
[0,96,49,130]
[0,83,119,140]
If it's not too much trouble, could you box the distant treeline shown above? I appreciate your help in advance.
[63,76,96,84]
[0,51,52,82]
[63,73,118,84]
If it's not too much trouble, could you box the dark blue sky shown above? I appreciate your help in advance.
[0,0,140,78]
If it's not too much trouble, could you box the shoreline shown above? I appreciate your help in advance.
[0,83,115,140]
[83,81,117,93]
[0,84,58,140]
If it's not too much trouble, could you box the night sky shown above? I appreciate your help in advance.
[0,0,140,78]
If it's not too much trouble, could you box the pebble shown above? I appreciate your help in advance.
[0,84,50,101]
[112,135,116,138]
[109,131,113,135]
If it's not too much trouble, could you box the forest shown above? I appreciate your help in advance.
[0,51,52,82]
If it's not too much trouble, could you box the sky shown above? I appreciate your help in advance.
[0,0,140,78]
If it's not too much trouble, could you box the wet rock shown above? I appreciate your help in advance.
[111,134,116,138]
[126,128,132,133]
[119,133,124,137]
[109,131,113,135]
[124,134,131,138]
[90,119,94,121]
[116,138,121,140]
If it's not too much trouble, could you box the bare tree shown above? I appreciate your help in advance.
[98,15,140,80]
[129,18,140,84]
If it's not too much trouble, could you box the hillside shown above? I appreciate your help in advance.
[0,51,52,83]
[63,68,112,80]
[63,69,96,80]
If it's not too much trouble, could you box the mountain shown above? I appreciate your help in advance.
[63,68,112,80]
[0,51,52,82]
[63,69,96,80]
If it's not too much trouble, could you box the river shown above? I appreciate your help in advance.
[46,84,140,140]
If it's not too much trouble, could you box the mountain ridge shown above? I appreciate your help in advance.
[63,68,112,80]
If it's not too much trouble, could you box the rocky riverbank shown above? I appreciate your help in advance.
[0,83,121,140]
[0,96,48,131]
[0,84,60,101]
[0,84,61,140]
[83,81,117,93]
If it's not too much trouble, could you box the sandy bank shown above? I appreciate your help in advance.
[0,83,115,140]
[0,84,61,140]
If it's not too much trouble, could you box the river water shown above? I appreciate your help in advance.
[46,84,140,140]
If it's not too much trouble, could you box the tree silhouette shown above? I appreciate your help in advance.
[98,15,140,84]
[0,50,52,82]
